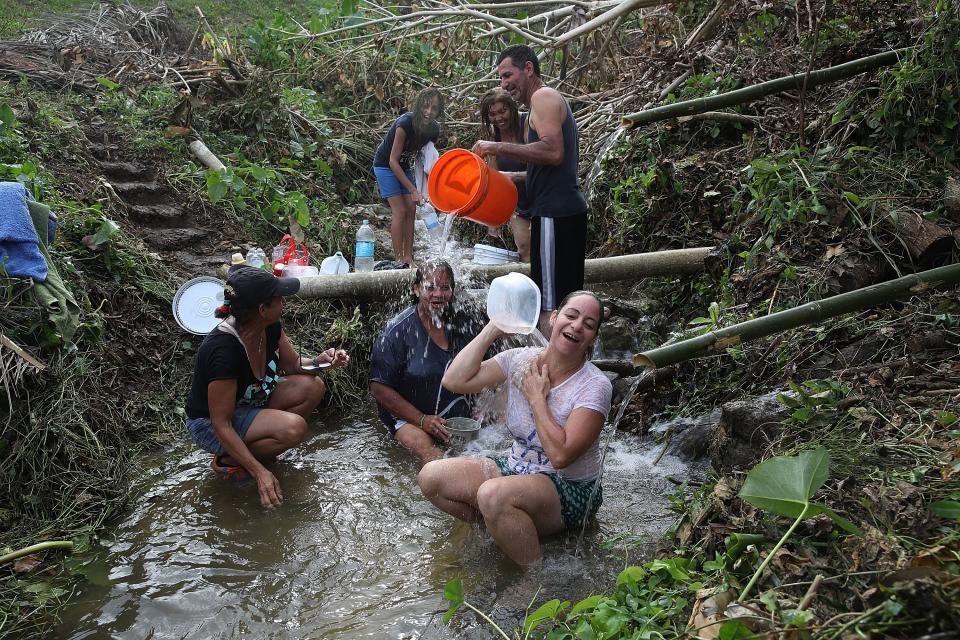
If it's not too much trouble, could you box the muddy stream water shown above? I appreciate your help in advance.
[56,404,706,639]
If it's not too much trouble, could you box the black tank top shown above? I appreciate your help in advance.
[495,113,528,212]
[525,98,587,218]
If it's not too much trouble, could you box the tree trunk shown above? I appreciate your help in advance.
[621,48,910,128]
[295,247,712,300]
[895,209,955,266]
[634,263,960,369]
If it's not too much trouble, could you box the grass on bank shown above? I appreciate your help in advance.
[0,0,347,39]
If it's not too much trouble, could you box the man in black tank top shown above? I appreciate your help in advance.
[472,45,588,332]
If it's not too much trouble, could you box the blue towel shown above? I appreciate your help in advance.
[0,181,48,281]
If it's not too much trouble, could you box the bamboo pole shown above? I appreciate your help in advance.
[633,263,960,369]
[295,247,711,300]
[621,48,910,128]
[0,540,74,566]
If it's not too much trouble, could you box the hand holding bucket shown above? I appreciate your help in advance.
[427,149,518,226]
[486,272,541,335]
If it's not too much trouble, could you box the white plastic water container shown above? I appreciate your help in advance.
[486,272,541,335]
[320,251,350,275]
[354,219,375,272]
[473,244,520,265]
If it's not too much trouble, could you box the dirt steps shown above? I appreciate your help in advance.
[86,132,221,275]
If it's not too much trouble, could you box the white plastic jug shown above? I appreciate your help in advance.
[320,251,350,275]
[486,272,541,335]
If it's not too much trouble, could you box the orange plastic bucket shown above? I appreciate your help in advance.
[428,149,518,226]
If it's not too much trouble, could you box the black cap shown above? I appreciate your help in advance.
[225,266,300,311]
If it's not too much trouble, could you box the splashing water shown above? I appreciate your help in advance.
[528,328,549,347]
[583,127,626,204]
[575,368,649,555]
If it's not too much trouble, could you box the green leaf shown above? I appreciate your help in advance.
[616,565,646,587]
[24,581,51,594]
[591,602,628,637]
[523,599,566,634]
[315,158,333,176]
[739,448,829,518]
[442,576,463,624]
[91,219,119,246]
[95,76,120,91]
[206,171,228,202]
[759,589,779,614]
[573,618,597,640]
[648,558,690,582]
[930,500,960,521]
[782,608,814,626]
[718,620,755,639]
[726,533,767,560]
[340,0,357,15]
[0,103,15,131]
[569,594,604,616]
[740,448,861,534]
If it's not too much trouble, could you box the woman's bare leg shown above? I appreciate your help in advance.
[476,474,565,566]
[387,194,416,264]
[268,374,326,418]
[219,375,323,465]
[418,457,502,522]
[511,215,531,262]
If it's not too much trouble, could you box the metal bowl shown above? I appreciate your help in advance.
[445,416,481,445]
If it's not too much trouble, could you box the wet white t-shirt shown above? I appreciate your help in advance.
[492,347,613,482]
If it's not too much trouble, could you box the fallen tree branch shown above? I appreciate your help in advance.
[296,247,711,300]
[634,262,960,369]
[622,48,911,128]
[684,0,734,49]
[550,0,667,49]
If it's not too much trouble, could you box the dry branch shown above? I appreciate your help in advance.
[684,0,734,49]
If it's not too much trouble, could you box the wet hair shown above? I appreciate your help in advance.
[411,259,456,303]
[411,87,445,149]
[497,45,541,77]
[557,290,605,330]
[479,88,521,142]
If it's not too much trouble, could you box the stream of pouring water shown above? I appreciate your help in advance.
[437,212,457,257]
[583,127,626,204]
[575,368,649,554]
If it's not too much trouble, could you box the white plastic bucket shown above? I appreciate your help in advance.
[284,265,319,278]
[473,243,519,265]
[486,272,541,335]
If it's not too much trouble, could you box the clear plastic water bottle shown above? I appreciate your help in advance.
[354,219,375,272]
[245,247,266,270]
[417,203,441,238]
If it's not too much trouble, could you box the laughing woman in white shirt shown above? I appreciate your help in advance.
[417,291,612,567]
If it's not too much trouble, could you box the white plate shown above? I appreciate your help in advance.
[172,276,225,335]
